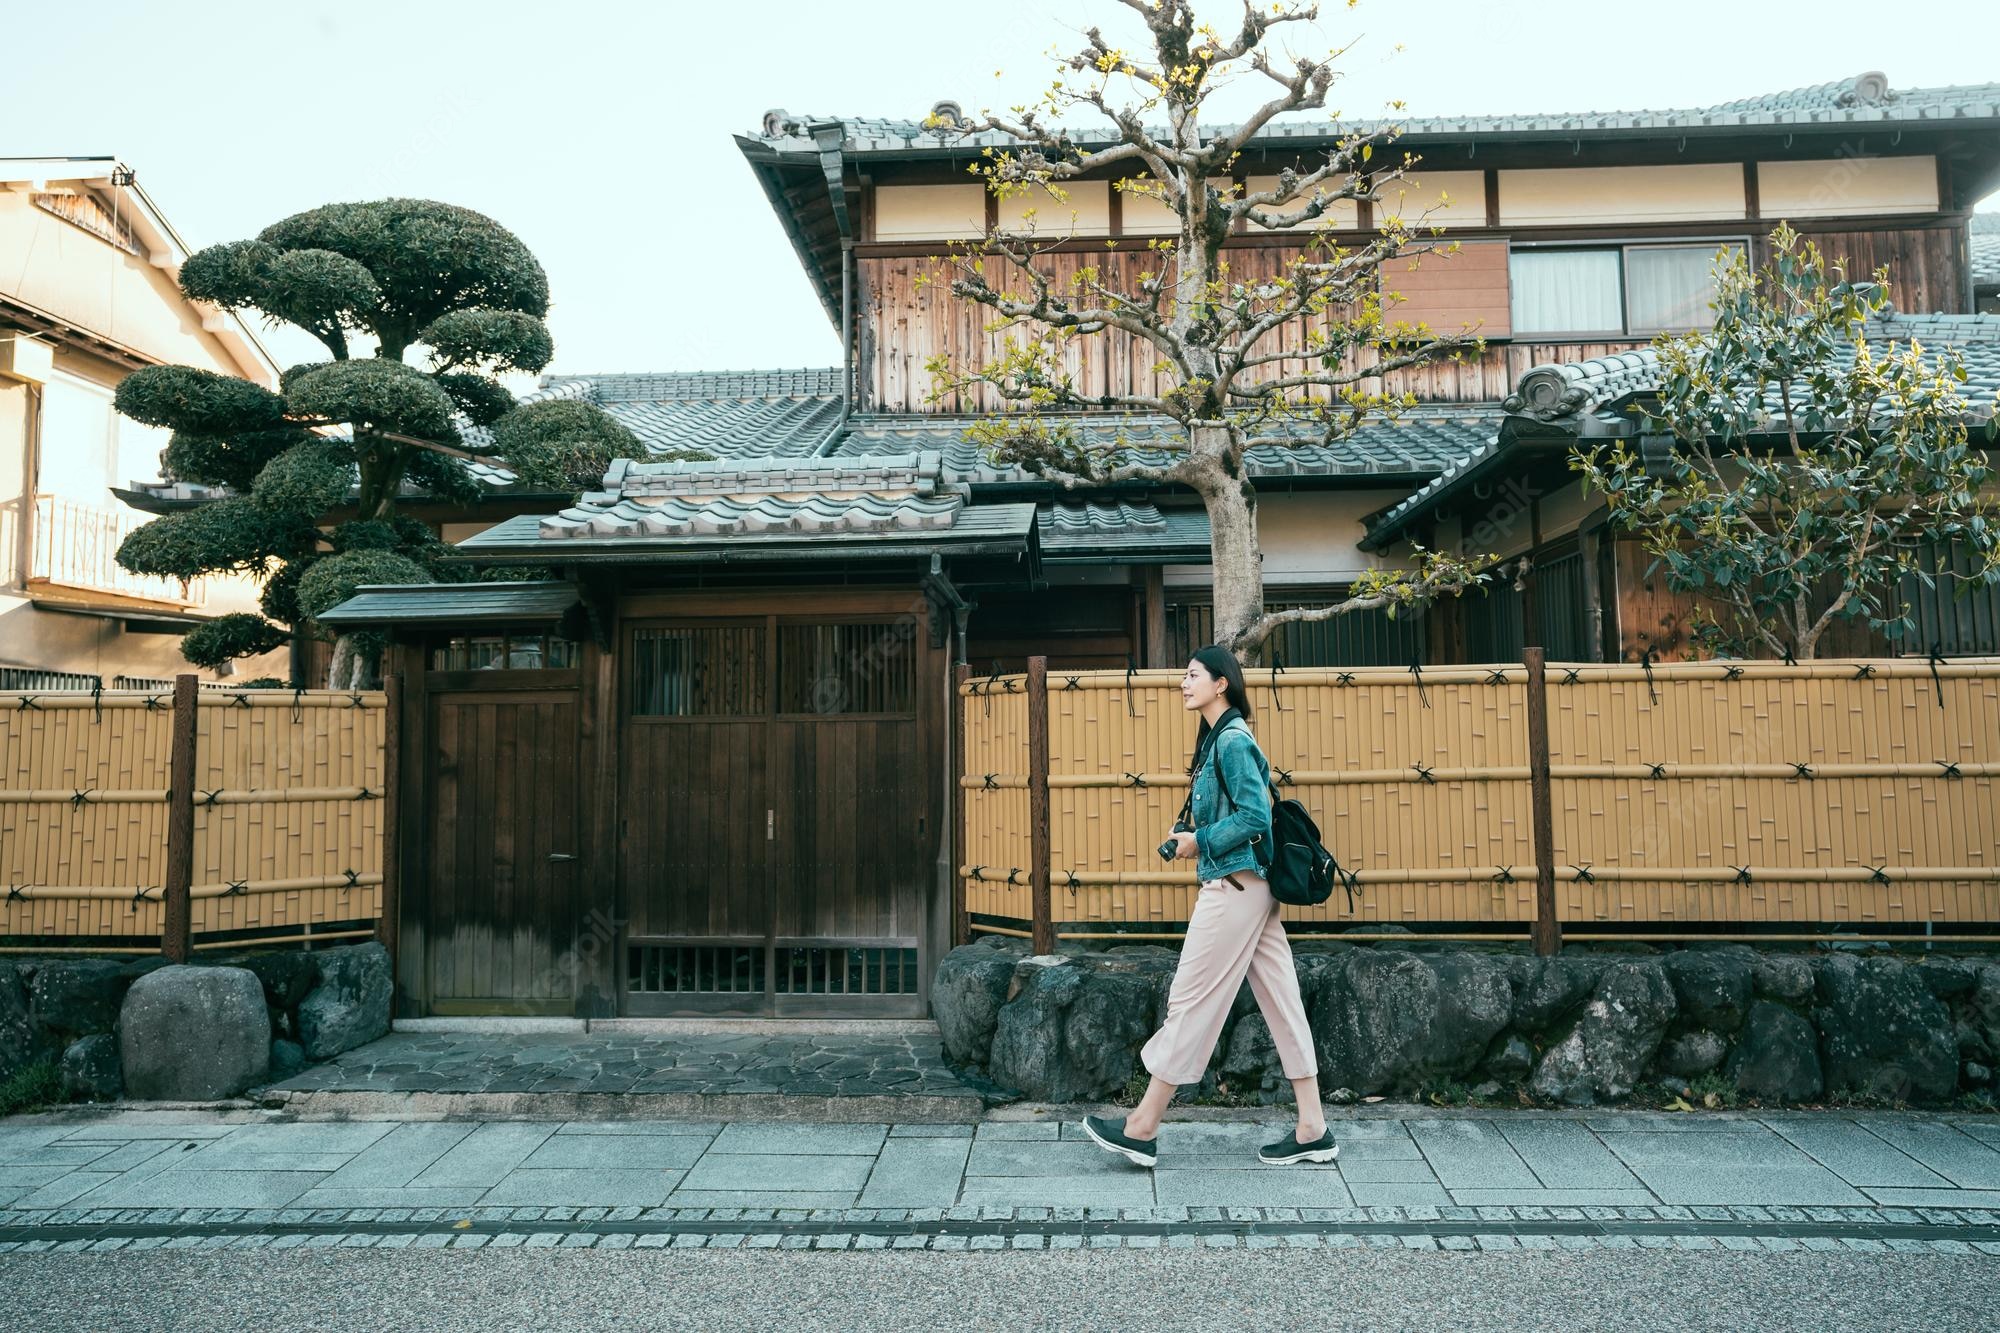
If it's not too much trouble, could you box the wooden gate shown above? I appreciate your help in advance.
[618,601,938,1016]
[420,689,582,1014]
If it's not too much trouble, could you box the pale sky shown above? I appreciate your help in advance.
[8,0,1996,378]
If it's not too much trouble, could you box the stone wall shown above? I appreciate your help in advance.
[933,937,2000,1107]
[0,941,391,1103]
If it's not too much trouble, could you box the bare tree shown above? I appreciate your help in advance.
[924,0,1489,658]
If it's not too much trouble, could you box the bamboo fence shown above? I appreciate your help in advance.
[0,679,391,953]
[957,655,2000,951]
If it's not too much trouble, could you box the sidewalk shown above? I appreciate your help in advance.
[3,1108,1998,1234]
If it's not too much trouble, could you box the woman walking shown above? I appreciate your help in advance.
[1082,646,1335,1169]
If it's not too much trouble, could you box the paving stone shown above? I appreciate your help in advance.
[707,1124,888,1156]
[410,1124,556,1189]
[857,1138,970,1209]
[1154,1170,1352,1208]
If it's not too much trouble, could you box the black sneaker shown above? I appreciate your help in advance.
[1081,1114,1158,1168]
[1258,1128,1339,1165]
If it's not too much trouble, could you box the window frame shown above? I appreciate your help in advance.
[1507,236,1750,339]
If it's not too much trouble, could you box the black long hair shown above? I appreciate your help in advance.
[1187,644,1254,774]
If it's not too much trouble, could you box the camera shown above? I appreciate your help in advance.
[1158,822,1189,862]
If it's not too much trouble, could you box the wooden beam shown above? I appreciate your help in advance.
[1142,567,1168,668]
[378,670,402,986]
[953,661,971,948]
[1523,647,1561,957]
[162,675,197,962]
[1026,655,1054,956]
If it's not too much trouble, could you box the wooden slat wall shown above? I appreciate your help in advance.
[1,692,384,942]
[863,222,1964,413]
[961,662,2000,938]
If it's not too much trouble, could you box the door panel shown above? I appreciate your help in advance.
[424,691,580,1014]
[618,611,934,1016]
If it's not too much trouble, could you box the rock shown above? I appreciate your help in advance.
[0,962,33,1080]
[1327,1086,1358,1105]
[223,951,321,1011]
[1313,952,1512,1096]
[1657,1030,1728,1079]
[269,1038,308,1081]
[988,960,1157,1102]
[1916,958,1978,1002]
[1657,1074,1692,1098]
[118,966,269,1100]
[1969,965,2000,1057]
[1957,1022,1993,1064]
[1728,1002,1823,1102]
[60,1033,122,1102]
[1482,1034,1536,1081]
[931,946,1019,1068]
[29,959,130,1040]
[1471,1080,1503,1099]
[1813,956,1958,1102]
[1752,954,1815,1002]
[1530,961,1677,1106]
[295,943,392,1060]
[1964,1061,1993,1088]
[1661,947,1754,1033]
[1503,955,1605,1034]
[1221,1012,1290,1101]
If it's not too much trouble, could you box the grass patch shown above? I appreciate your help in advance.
[0,1059,64,1117]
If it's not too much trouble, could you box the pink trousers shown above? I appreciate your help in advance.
[1139,871,1319,1085]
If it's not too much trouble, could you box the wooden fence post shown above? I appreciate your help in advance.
[1523,648,1561,957]
[379,672,402,978]
[162,674,197,962]
[1026,656,1054,956]
[952,662,970,949]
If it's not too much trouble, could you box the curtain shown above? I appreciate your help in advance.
[1508,249,1622,335]
[1626,244,1739,332]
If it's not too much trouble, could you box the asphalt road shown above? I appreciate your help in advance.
[5,1248,1993,1332]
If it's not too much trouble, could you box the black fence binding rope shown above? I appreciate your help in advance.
[1407,661,1431,709]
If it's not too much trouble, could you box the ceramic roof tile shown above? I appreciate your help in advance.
[317,581,580,626]
[834,410,1498,483]
[1037,501,1210,560]
[754,74,2000,157]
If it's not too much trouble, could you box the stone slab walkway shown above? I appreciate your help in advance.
[270,1028,985,1103]
[4,1108,1999,1224]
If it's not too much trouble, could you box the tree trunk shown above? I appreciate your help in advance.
[328,634,358,690]
[1188,422,1265,661]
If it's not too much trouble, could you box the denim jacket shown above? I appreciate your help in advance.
[1187,717,1273,881]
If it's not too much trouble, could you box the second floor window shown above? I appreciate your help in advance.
[1510,242,1744,337]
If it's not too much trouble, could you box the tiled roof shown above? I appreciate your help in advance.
[460,368,843,488]
[836,409,1498,483]
[754,74,2000,157]
[459,449,1037,562]
[317,581,580,627]
[459,501,1037,560]
[1038,501,1210,561]
[1972,233,2000,290]
[1366,312,2000,548]
[541,452,958,541]
[1501,313,2000,422]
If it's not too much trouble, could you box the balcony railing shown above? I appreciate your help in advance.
[29,495,207,609]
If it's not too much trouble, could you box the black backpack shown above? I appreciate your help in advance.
[1209,723,1348,910]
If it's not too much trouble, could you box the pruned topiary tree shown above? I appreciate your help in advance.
[922,0,1491,660]
[113,198,682,686]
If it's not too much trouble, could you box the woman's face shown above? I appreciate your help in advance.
[1181,659,1226,711]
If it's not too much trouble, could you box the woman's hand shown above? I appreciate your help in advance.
[1167,831,1199,861]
